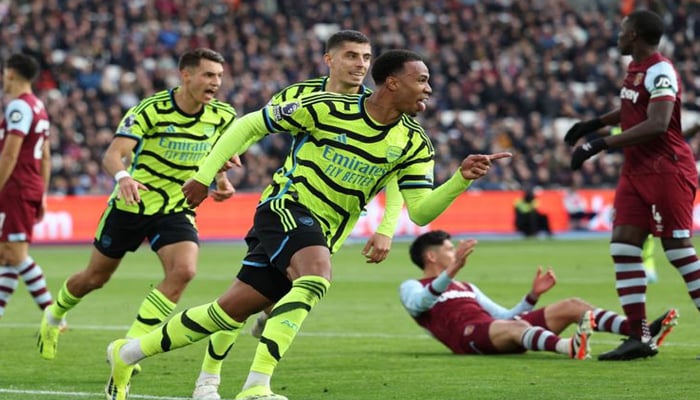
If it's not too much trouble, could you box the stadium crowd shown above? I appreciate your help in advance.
[1,0,699,195]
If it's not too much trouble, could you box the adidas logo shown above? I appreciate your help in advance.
[281,319,299,331]
[166,125,176,133]
[334,133,347,144]
[203,125,215,137]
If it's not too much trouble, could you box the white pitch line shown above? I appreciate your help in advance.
[0,388,188,399]
[2,322,131,331]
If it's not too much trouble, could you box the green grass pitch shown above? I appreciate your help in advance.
[1,238,699,399]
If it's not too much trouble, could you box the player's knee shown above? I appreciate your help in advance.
[610,242,642,258]
[510,319,531,331]
[167,263,197,285]
[80,270,112,291]
[1,246,27,266]
[507,320,533,342]
[561,297,591,318]
[289,249,332,280]
[501,319,532,340]
[661,238,695,257]
[298,260,332,280]
[4,253,24,267]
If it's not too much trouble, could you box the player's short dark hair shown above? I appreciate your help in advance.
[409,230,452,270]
[178,48,225,70]
[371,49,425,85]
[4,53,40,82]
[325,30,370,53]
[627,10,664,46]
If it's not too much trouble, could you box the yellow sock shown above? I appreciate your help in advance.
[249,276,330,375]
[139,301,243,357]
[51,281,81,319]
[201,330,241,375]
[125,288,175,338]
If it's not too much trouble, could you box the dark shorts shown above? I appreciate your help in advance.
[614,173,696,238]
[0,190,40,243]
[93,206,198,258]
[459,308,547,355]
[237,198,327,302]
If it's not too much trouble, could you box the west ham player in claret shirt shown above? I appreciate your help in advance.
[399,230,676,359]
[0,53,55,320]
[564,9,698,361]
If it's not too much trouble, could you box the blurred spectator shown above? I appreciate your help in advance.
[563,187,597,230]
[514,189,553,238]
[0,0,699,195]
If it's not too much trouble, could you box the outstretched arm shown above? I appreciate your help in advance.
[475,266,555,319]
[399,239,477,316]
[403,152,512,226]
[605,102,673,147]
[570,102,672,170]
[471,283,535,319]
[193,111,267,186]
[183,111,268,207]
[564,109,621,145]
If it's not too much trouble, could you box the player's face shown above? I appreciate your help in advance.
[617,18,635,56]
[326,42,372,89]
[183,59,224,105]
[434,239,457,270]
[392,61,431,116]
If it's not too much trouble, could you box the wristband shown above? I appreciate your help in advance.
[525,293,538,305]
[114,170,130,182]
[428,283,442,296]
[429,270,452,295]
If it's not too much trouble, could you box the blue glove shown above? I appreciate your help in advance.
[571,138,608,170]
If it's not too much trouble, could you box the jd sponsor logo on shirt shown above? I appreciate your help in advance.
[654,75,673,89]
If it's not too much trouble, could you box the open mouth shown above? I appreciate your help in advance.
[203,89,217,100]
